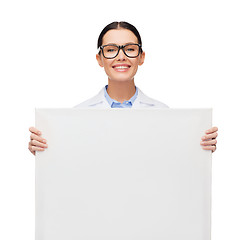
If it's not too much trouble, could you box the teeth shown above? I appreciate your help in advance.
[115,66,129,69]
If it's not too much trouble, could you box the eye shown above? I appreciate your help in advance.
[107,48,117,52]
[125,45,138,52]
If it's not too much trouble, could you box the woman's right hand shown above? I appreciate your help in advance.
[28,127,48,155]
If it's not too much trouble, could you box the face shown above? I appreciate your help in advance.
[96,29,145,83]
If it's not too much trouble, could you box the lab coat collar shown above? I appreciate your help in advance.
[80,86,158,109]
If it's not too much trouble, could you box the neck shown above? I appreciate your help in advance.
[107,79,136,103]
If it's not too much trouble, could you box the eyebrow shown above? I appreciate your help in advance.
[103,42,138,45]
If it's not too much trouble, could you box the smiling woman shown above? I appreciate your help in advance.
[28,21,218,155]
[96,27,145,94]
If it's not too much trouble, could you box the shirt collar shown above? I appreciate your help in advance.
[104,85,138,107]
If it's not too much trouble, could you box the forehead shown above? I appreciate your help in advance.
[102,29,138,45]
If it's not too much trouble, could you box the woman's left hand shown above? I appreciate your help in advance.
[200,126,218,152]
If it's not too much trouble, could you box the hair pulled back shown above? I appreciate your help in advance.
[97,21,142,51]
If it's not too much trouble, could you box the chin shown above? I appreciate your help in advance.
[109,72,135,82]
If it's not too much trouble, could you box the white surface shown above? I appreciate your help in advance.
[35,109,212,240]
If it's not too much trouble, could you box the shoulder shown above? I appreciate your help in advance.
[136,88,169,109]
[73,87,109,109]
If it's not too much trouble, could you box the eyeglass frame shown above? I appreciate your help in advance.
[98,43,143,59]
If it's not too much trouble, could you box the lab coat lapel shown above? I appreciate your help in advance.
[132,88,155,108]
[89,88,110,108]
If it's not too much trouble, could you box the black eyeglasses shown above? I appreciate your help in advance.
[99,43,142,59]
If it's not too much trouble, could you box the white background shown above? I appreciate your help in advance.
[0,0,239,239]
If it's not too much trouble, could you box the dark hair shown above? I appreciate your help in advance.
[97,21,143,54]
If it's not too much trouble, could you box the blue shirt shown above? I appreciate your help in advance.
[104,85,138,108]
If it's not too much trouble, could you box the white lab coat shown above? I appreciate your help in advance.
[74,86,169,109]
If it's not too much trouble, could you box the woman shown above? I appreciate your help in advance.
[28,21,218,155]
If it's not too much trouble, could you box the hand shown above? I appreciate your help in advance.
[28,127,48,155]
[200,126,218,152]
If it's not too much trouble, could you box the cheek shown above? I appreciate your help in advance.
[130,60,140,71]
[102,57,113,66]
[102,60,114,75]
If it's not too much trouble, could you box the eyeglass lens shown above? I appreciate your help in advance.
[103,44,140,58]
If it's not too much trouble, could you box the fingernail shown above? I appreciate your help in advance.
[43,140,46,143]
[38,131,41,135]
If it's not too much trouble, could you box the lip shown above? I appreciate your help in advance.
[112,64,131,72]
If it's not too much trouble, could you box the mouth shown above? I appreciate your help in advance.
[112,64,131,72]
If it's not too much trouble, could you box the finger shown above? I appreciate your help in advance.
[200,139,217,146]
[30,133,47,143]
[31,145,46,152]
[28,142,35,155]
[29,126,42,135]
[205,126,218,134]
[31,139,48,148]
[29,142,45,152]
[202,145,216,152]
[202,132,218,140]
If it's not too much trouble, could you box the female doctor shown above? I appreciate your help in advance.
[28,21,218,155]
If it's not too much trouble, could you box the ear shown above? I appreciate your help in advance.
[138,51,145,66]
[96,53,104,67]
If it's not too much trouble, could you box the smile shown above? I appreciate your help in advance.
[112,64,131,72]
[115,66,129,69]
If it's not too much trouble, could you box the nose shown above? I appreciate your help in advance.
[116,48,126,61]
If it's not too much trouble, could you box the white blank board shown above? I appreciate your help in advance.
[35,109,212,240]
